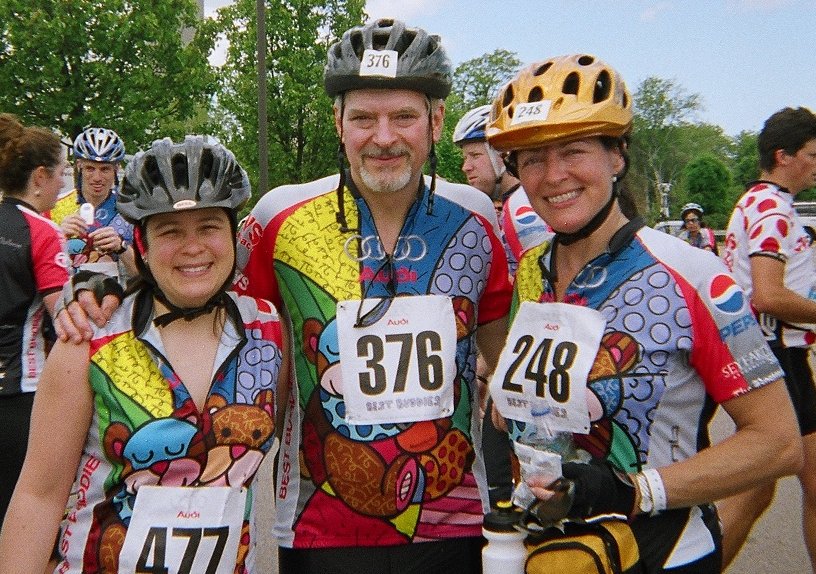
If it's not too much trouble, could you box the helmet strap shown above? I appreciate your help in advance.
[555,178,620,246]
[335,94,353,232]
[426,97,436,216]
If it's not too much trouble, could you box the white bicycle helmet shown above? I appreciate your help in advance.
[453,105,505,180]
[73,127,126,163]
[680,203,704,220]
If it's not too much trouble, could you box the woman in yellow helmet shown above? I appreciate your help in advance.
[485,54,801,573]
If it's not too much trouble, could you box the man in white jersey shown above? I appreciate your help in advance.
[719,106,816,572]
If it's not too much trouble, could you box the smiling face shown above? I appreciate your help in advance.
[77,158,118,205]
[516,137,624,234]
[143,207,234,308]
[336,88,444,198]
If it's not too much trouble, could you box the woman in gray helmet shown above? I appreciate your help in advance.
[0,136,288,573]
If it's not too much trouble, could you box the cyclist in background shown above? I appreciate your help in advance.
[49,127,135,280]
[453,104,551,278]
[676,202,718,254]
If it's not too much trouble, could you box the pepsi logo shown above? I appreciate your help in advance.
[514,205,539,226]
[710,274,744,314]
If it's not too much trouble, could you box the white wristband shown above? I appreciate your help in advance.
[642,468,667,515]
[634,472,653,515]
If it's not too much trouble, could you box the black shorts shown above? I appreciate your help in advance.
[278,537,484,574]
[772,346,816,436]
[0,392,35,525]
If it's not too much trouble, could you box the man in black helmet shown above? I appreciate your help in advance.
[53,18,512,574]
[239,19,511,573]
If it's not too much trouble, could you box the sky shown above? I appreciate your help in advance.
[203,0,816,137]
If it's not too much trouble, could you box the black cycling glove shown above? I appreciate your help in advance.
[562,459,636,518]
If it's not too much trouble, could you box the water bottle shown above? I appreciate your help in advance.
[512,399,576,509]
[482,499,527,574]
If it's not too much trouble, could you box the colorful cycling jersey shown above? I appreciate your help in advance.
[55,290,283,573]
[49,188,133,271]
[499,186,552,278]
[509,221,781,570]
[724,181,816,348]
[676,227,716,252]
[0,197,69,396]
[235,174,512,549]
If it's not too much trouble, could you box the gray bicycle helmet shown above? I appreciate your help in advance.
[118,135,250,224]
[324,18,452,99]
[73,127,126,163]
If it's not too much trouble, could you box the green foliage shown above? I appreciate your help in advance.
[452,49,522,109]
[0,0,216,150]
[681,154,732,228]
[731,130,759,187]
[210,0,365,207]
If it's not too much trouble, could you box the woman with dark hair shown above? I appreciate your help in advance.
[0,113,69,526]
[0,136,288,572]
[486,54,801,573]
[677,202,718,254]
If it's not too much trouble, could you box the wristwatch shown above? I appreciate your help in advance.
[113,240,128,255]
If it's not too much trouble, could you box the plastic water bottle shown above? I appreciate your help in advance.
[482,500,527,574]
[512,399,576,509]
[526,399,575,458]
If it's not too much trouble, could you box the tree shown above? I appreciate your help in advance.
[681,154,733,229]
[0,0,216,148]
[731,130,759,188]
[629,76,703,218]
[210,0,365,199]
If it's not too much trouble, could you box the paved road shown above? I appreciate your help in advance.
[252,408,809,573]
[711,408,810,574]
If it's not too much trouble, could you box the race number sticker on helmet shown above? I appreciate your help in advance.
[119,486,246,574]
[359,49,398,78]
[491,302,602,433]
[511,101,552,125]
[336,295,456,424]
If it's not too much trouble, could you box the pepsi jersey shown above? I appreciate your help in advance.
[235,174,512,549]
[510,222,781,570]
[0,198,69,395]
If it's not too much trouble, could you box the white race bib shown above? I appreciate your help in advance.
[359,49,398,78]
[337,295,457,424]
[491,302,605,433]
[118,486,247,574]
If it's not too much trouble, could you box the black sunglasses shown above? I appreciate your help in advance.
[355,254,398,328]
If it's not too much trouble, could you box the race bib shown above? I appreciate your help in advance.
[337,295,457,424]
[118,486,247,574]
[491,302,605,434]
[359,49,398,78]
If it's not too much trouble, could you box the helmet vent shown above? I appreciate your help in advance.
[528,86,543,103]
[563,72,580,95]
[350,31,365,56]
[502,85,515,108]
[534,62,552,76]
[171,154,188,191]
[593,70,612,103]
[577,55,595,66]
[200,148,215,182]
[143,156,161,186]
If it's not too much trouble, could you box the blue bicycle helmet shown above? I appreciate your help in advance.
[73,127,126,163]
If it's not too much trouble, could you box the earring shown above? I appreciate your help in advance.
[612,176,618,183]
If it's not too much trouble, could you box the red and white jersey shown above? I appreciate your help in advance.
[724,181,816,347]
[499,187,552,278]
[0,197,69,395]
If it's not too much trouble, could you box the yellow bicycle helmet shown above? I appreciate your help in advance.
[487,54,632,153]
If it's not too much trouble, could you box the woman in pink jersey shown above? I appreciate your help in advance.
[0,114,70,526]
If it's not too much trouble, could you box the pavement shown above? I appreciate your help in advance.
[251,403,811,573]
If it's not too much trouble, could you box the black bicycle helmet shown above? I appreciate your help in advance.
[118,135,250,224]
[324,18,452,99]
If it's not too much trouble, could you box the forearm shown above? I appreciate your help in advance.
[753,286,816,324]
[656,382,802,509]
[0,490,68,572]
